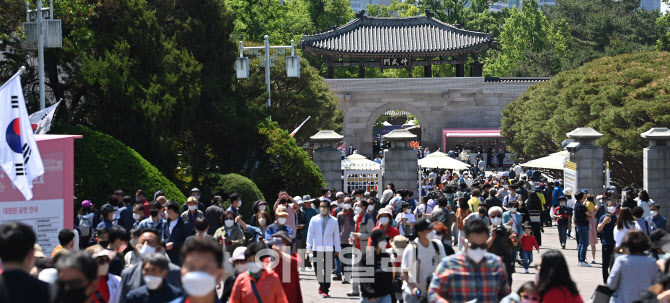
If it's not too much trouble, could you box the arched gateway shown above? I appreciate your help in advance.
[301,11,549,158]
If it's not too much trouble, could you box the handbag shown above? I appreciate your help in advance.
[591,285,613,303]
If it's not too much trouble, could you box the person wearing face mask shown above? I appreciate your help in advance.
[163,201,194,267]
[181,197,205,233]
[204,196,225,236]
[298,195,318,271]
[396,202,416,238]
[503,201,524,236]
[535,250,583,302]
[124,229,144,268]
[366,198,379,223]
[54,251,100,303]
[335,197,356,282]
[273,192,297,231]
[265,209,295,241]
[84,245,122,303]
[119,196,137,231]
[0,222,55,303]
[226,193,243,219]
[156,196,168,221]
[250,200,268,227]
[221,247,247,302]
[126,254,183,303]
[132,204,146,228]
[136,190,150,218]
[179,188,207,214]
[487,206,521,285]
[428,219,510,302]
[229,242,289,303]
[649,229,670,261]
[465,206,491,227]
[553,197,570,249]
[97,204,116,229]
[597,200,618,284]
[306,200,342,298]
[400,218,446,303]
[120,229,182,303]
[357,229,395,303]
[650,204,667,230]
[168,239,228,303]
[346,199,375,297]
[237,211,271,243]
[213,211,245,255]
[368,208,400,248]
[137,202,165,231]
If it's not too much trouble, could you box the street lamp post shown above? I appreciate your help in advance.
[235,35,301,121]
[23,0,62,110]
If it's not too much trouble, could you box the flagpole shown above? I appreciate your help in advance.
[0,67,26,92]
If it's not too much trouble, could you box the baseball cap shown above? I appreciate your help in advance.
[276,211,289,217]
[229,247,247,263]
[82,200,92,208]
[413,218,434,233]
[581,189,589,194]
[293,196,304,204]
[101,204,115,216]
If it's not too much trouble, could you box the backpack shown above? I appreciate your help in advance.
[411,240,441,286]
[79,216,91,237]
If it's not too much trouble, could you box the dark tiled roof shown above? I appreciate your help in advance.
[300,11,494,58]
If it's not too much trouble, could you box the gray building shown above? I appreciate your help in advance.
[489,0,658,12]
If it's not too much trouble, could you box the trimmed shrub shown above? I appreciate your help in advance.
[251,120,326,203]
[50,124,187,212]
[209,173,265,220]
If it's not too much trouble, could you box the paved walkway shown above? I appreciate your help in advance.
[299,226,602,302]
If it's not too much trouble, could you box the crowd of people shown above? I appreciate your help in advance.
[2,170,670,303]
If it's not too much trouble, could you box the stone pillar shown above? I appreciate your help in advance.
[566,127,604,195]
[311,130,344,190]
[382,129,418,197]
[641,127,670,228]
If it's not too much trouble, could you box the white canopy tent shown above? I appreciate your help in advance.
[520,150,568,170]
[417,151,471,170]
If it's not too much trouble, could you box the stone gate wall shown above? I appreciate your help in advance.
[325,77,549,157]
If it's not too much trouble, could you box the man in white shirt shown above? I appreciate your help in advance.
[306,200,342,298]
[401,218,446,303]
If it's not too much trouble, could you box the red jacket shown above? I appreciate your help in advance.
[520,234,539,252]
[230,269,288,303]
[367,225,399,248]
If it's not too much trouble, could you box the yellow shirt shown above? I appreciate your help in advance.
[468,197,480,212]
[585,201,595,213]
[51,245,64,258]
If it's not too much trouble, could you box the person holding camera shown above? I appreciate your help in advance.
[487,206,520,285]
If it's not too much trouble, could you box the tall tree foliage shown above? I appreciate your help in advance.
[484,0,571,76]
[501,51,670,188]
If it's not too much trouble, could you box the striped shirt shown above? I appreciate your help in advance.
[428,252,510,303]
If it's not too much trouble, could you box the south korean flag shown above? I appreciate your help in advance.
[0,70,44,200]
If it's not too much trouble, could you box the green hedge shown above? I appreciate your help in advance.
[207,173,266,220]
[51,124,187,212]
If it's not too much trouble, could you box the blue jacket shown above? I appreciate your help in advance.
[502,211,523,234]
[552,186,564,207]
[162,217,193,266]
[119,204,136,231]
[265,222,293,240]
[126,282,183,303]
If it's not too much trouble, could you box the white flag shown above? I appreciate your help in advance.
[30,100,61,134]
[0,71,44,200]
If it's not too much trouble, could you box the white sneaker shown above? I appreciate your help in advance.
[579,262,591,267]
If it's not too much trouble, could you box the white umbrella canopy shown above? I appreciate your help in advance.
[520,150,568,170]
[341,153,381,170]
[418,152,470,170]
